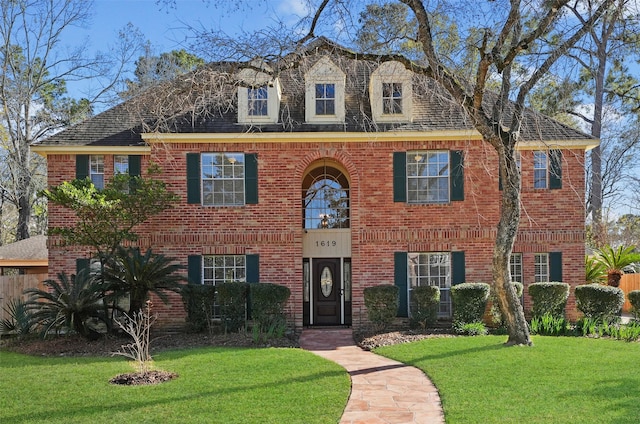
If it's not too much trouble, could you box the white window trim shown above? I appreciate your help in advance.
[406,150,450,204]
[408,252,452,318]
[534,253,550,283]
[533,151,548,189]
[305,57,345,123]
[201,152,245,207]
[370,61,413,123]
[89,155,104,189]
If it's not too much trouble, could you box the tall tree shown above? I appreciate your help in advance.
[0,0,143,242]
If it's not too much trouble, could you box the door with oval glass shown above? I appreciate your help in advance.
[314,258,341,325]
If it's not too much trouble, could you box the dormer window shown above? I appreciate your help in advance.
[370,61,413,123]
[382,83,403,114]
[237,63,280,124]
[305,57,345,123]
[248,87,269,116]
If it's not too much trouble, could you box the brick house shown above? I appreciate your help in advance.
[32,39,595,329]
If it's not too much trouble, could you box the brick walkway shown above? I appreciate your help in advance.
[299,328,445,424]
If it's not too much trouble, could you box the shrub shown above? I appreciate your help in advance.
[528,282,569,319]
[363,285,399,331]
[489,282,523,327]
[24,271,106,340]
[628,290,640,320]
[217,282,247,333]
[409,285,440,329]
[249,283,290,341]
[575,283,624,322]
[450,282,490,325]
[181,284,216,333]
[0,298,35,337]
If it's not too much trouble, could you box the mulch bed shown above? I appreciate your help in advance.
[109,370,179,385]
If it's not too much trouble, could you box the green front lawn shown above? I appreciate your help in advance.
[0,347,349,423]
[375,335,640,424]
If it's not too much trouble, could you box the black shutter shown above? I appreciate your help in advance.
[246,254,259,283]
[450,150,464,201]
[186,153,201,204]
[451,251,466,285]
[76,258,90,276]
[245,153,258,204]
[128,155,141,177]
[549,252,563,282]
[187,255,202,284]
[549,150,562,190]
[394,252,408,317]
[393,152,407,202]
[76,155,89,180]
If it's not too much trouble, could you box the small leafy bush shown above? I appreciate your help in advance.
[181,284,216,333]
[363,285,399,331]
[453,321,488,336]
[628,290,640,320]
[575,283,624,322]
[577,318,640,342]
[530,312,570,336]
[489,282,523,327]
[528,282,569,319]
[450,282,490,325]
[409,285,440,329]
[250,283,290,341]
[217,282,247,333]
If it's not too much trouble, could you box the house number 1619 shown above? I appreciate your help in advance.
[316,240,337,247]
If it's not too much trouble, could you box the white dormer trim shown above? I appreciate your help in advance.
[370,61,413,123]
[305,56,345,124]
[237,65,281,124]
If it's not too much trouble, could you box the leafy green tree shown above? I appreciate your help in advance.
[102,247,186,316]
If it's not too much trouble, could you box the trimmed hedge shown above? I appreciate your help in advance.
[629,290,640,320]
[410,285,440,329]
[528,282,569,319]
[217,282,247,333]
[363,285,399,331]
[450,282,490,325]
[575,283,624,322]
[249,283,290,337]
[181,284,216,332]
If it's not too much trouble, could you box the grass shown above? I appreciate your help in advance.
[375,335,640,424]
[0,346,350,423]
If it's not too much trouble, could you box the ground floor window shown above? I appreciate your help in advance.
[510,253,523,283]
[202,255,246,317]
[408,252,451,317]
[534,253,549,282]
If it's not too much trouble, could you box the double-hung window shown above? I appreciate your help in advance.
[406,151,450,203]
[408,252,452,317]
[382,82,403,114]
[533,151,548,189]
[315,83,335,115]
[510,253,523,283]
[203,255,246,318]
[201,153,245,206]
[89,155,104,189]
[534,253,549,282]
[248,86,268,116]
[114,155,129,174]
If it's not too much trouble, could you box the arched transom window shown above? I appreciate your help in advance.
[302,164,350,229]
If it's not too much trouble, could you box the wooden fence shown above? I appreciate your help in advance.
[0,274,47,325]
[620,274,640,313]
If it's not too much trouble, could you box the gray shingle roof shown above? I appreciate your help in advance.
[34,39,594,148]
[0,235,47,262]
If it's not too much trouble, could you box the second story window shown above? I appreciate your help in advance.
[382,82,402,114]
[114,155,129,174]
[248,86,268,116]
[315,83,335,115]
[407,151,450,204]
[201,153,245,206]
[534,151,548,189]
[89,155,104,189]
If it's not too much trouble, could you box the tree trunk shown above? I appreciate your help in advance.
[15,192,31,241]
[493,143,532,346]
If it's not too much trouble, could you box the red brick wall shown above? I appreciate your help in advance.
[46,140,586,328]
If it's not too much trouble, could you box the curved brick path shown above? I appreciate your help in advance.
[299,328,445,424]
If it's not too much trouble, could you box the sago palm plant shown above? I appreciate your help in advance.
[102,247,185,316]
[24,270,106,339]
[593,245,640,287]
